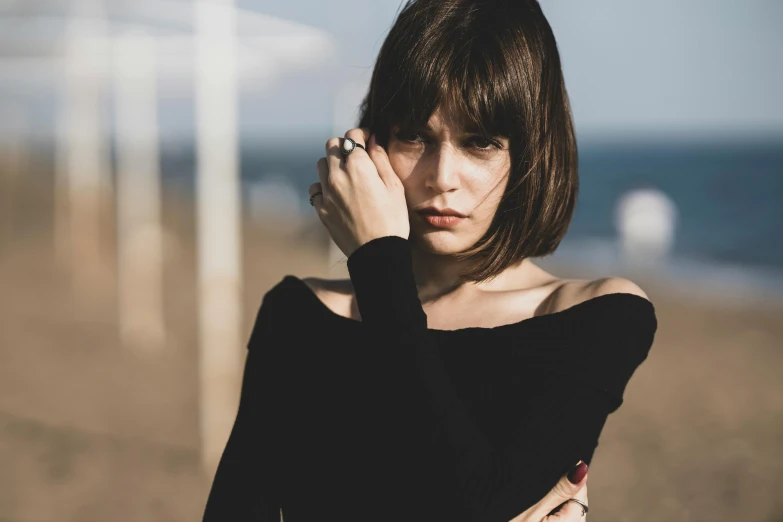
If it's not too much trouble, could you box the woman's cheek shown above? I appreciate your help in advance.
[387,155,416,183]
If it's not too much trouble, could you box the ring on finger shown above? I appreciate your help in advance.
[341,137,365,156]
[309,191,323,206]
[564,498,588,516]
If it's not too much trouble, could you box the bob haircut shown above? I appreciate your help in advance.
[357,0,578,284]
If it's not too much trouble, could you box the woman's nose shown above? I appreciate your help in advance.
[424,146,462,194]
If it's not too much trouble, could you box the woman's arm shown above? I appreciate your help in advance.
[347,236,655,522]
[202,305,282,521]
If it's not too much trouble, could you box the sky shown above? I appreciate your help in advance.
[0,0,781,142]
[239,0,783,142]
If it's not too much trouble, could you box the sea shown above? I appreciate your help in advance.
[158,136,783,301]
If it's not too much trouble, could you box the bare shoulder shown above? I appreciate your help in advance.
[587,276,650,300]
[545,276,649,314]
[299,276,357,319]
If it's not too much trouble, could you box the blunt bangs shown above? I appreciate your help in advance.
[367,4,525,145]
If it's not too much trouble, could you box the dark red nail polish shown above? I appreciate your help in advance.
[567,461,588,484]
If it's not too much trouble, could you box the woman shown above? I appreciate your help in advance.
[202,0,657,521]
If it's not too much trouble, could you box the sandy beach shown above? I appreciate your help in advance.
[2,166,782,522]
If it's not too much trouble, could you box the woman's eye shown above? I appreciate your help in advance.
[394,131,501,150]
[467,137,499,150]
[395,131,424,143]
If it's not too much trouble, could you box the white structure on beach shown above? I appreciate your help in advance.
[615,186,678,270]
[0,0,335,475]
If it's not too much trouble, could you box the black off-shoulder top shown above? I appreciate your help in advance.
[202,236,657,522]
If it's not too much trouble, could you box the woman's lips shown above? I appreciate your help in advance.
[421,214,465,228]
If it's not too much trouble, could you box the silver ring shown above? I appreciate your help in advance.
[565,498,589,516]
[309,191,322,206]
[341,137,366,156]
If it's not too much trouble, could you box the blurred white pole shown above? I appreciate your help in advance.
[112,30,166,352]
[56,0,111,299]
[194,0,243,476]
[330,79,370,277]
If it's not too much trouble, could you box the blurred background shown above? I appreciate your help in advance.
[1,0,781,521]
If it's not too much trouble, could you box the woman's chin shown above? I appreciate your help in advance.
[411,230,475,255]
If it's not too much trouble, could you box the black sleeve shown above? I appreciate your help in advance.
[202,299,282,522]
[346,236,656,522]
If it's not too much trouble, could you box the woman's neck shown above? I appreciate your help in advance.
[409,243,540,305]
[409,248,467,304]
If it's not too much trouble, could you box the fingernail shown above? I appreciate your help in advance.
[567,461,588,484]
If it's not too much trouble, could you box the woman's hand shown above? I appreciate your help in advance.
[509,461,589,522]
[310,128,410,258]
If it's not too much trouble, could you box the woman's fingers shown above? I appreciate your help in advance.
[345,128,369,149]
[546,497,588,521]
[324,137,343,182]
[313,127,410,257]
[308,181,323,209]
[366,133,400,189]
[324,134,362,190]
[509,461,588,522]
[541,462,588,519]
[310,157,327,212]
[315,158,328,193]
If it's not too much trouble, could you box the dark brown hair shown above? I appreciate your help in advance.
[357,0,578,283]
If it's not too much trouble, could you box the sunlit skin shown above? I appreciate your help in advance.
[387,107,536,303]
[388,107,511,254]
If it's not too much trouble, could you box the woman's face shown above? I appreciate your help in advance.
[386,107,511,255]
